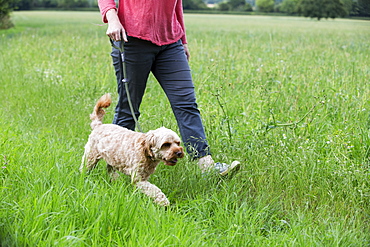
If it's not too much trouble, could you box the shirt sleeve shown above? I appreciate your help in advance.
[98,0,117,23]
[175,0,187,44]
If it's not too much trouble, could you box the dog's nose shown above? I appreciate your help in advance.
[176,151,183,157]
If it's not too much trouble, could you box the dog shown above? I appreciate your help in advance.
[80,94,184,206]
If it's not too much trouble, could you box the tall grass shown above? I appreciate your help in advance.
[1,11,369,246]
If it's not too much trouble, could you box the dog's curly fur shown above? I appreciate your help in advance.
[80,94,184,206]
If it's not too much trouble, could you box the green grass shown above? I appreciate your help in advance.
[1,11,369,246]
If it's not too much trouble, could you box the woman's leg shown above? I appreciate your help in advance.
[151,40,211,159]
[110,38,155,130]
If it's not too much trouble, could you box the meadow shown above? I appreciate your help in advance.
[0,11,369,246]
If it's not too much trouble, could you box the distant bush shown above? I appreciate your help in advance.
[183,0,208,10]
[218,0,253,12]
[0,0,14,29]
[256,0,275,12]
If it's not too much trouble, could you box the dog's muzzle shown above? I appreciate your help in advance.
[164,151,184,166]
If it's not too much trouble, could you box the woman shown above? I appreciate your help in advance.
[98,0,240,175]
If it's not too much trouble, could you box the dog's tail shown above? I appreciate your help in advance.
[90,93,111,129]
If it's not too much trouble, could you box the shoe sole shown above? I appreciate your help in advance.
[220,161,241,176]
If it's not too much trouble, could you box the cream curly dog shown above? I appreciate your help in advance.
[80,94,184,206]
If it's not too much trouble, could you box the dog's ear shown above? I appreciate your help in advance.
[142,133,155,159]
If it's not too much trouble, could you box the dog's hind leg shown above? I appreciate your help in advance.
[80,150,88,173]
[135,181,170,206]
[80,145,99,173]
[107,164,120,181]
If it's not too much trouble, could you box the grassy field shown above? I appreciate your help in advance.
[0,11,369,246]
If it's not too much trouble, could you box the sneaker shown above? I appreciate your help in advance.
[214,161,241,176]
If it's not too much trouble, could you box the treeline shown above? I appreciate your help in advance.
[189,0,369,18]
[1,0,369,29]
[9,0,370,18]
[274,0,369,18]
[11,0,97,10]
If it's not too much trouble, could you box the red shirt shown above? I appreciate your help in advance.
[98,0,187,46]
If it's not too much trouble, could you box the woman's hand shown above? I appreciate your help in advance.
[183,44,190,61]
[105,9,128,42]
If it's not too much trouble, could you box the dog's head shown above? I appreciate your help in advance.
[144,127,184,166]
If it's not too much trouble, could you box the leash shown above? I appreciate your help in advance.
[110,39,143,133]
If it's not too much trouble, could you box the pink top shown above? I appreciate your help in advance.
[98,0,187,46]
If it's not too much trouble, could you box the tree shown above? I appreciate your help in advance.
[298,0,347,20]
[256,0,274,12]
[218,2,231,11]
[357,0,370,16]
[244,2,253,11]
[280,0,300,14]
[57,0,88,8]
[11,0,31,10]
[0,0,14,29]
[228,0,246,10]
[217,0,252,12]
[183,0,207,10]
[340,0,353,16]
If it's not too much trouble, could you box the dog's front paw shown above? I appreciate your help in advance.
[154,196,170,207]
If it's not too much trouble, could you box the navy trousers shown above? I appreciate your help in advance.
[110,37,210,158]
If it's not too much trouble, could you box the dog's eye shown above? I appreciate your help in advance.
[162,143,171,148]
